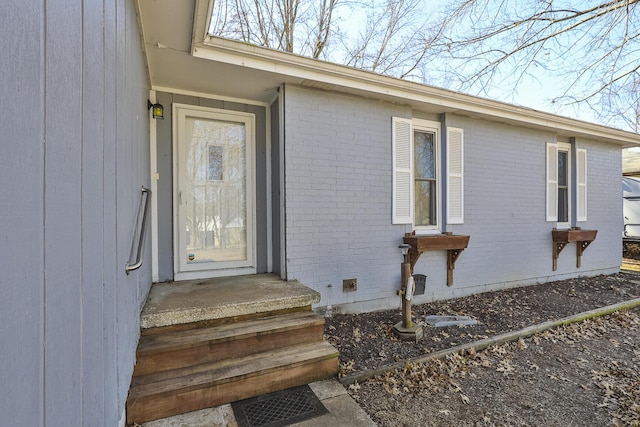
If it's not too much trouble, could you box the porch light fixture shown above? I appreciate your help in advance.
[147,100,164,120]
[398,243,411,263]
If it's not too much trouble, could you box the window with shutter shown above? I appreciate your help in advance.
[547,142,585,226]
[392,117,463,230]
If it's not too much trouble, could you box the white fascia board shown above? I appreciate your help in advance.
[134,0,153,86]
[194,24,640,147]
[151,85,270,108]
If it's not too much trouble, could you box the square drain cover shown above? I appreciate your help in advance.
[232,384,328,427]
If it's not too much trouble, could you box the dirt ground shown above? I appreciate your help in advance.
[325,269,640,426]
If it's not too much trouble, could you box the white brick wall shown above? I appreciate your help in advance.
[284,85,622,313]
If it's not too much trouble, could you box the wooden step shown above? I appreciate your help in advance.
[140,305,313,336]
[126,341,339,424]
[133,311,325,376]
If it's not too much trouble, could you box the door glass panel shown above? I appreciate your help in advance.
[184,117,247,264]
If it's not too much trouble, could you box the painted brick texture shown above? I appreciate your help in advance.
[284,87,408,310]
[284,86,622,313]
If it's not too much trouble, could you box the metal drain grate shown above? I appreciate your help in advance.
[231,385,328,427]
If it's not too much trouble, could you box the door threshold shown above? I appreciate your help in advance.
[174,266,257,282]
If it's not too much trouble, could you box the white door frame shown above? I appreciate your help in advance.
[172,103,257,280]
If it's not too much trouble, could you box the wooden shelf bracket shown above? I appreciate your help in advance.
[551,228,597,271]
[403,233,470,287]
[552,241,568,271]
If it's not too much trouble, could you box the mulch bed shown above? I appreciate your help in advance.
[351,309,640,427]
[325,271,640,375]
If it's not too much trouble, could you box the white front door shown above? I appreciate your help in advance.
[174,104,255,279]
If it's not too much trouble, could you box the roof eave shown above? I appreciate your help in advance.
[182,0,640,147]
[194,36,639,147]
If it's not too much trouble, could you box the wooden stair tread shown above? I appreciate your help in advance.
[137,311,323,354]
[126,346,339,424]
[129,341,338,399]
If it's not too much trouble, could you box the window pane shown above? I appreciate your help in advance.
[414,131,435,179]
[558,187,568,223]
[208,145,223,181]
[415,180,436,226]
[558,151,568,187]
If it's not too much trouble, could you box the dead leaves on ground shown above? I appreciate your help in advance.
[339,359,355,377]
[327,274,640,375]
[591,359,640,426]
[349,310,640,425]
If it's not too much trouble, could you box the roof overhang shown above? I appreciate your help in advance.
[136,0,640,147]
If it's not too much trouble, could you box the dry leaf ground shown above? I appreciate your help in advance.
[325,271,640,426]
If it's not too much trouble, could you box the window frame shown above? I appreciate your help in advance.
[392,117,463,231]
[557,142,571,228]
[413,119,441,232]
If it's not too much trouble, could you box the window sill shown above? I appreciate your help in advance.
[554,223,571,231]
[412,228,442,236]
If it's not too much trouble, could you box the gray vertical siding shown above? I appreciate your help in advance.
[0,2,45,426]
[253,102,269,273]
[82,0,106,420]
[283,85,622,313]
[271,99,282,276]
[0,0,151,425]
[155,92,175,282]
[44,2,83,424]
[154,92,270,281]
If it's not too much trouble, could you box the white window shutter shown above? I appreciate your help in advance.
[447,127,464,224]
[392,117,413,224]
[546,143,558,222]
[576,148,587,221]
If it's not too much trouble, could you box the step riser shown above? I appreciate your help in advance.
[141,305,312,336]
[128,306,339,425]
[127,357,339,424]
[133,323,325,376]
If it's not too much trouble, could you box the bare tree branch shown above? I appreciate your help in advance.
[428,0,640,129]
[209,0,640,130]
[210,0,439,79]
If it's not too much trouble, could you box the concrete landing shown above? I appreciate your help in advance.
[141,274,321,329]
[140,379,376,427]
